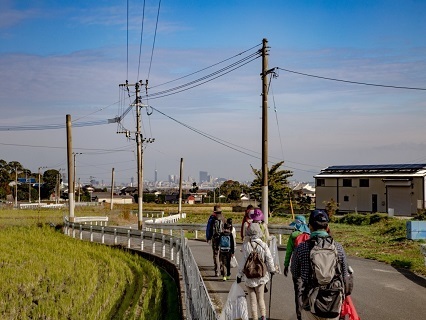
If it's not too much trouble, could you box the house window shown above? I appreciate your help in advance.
[343,179,352,187]
[343,195,349,202]
[316,179,325,187]
[359,179,369,187]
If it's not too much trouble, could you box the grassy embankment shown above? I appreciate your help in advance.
[0,206,180,320]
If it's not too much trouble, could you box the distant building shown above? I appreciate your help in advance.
[315,164,426,216]
[199,171,209,184]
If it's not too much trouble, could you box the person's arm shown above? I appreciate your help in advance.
[284,232,296,267]
[230,234,235,255]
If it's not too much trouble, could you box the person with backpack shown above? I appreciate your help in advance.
[284,215,311,320]
[249,208,271,245]
[218,222,235,281]
[292,210,350,320]
[206,205,225,277]
[237,223,275,320]
[241,205,254,244]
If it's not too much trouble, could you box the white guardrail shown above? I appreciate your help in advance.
[63,214,294,319]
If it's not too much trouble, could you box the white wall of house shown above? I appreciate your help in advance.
[315,175,425,216]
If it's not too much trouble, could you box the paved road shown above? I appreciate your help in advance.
[188,239,426,320]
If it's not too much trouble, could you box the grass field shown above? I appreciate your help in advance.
[0,206,180,320]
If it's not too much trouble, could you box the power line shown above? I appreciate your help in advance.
[276,67,426,91]
[137,0,147,82]
[144,53,260,100]
[148,43,262,89]
[147,0,162,80]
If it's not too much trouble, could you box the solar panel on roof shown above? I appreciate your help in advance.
[321,164,426,174]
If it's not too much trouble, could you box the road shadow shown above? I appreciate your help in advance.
[394,265,426,288]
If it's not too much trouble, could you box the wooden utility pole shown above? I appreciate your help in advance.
[66,114,75,222]
[110,167,115,210]
[118,81,150,230]
[178,158,184,218]
[261,38,269,224]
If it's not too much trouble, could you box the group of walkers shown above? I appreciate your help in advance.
[206,205,357,320]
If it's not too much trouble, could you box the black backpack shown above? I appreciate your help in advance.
[243,242,266,279]
[307,236,344,318]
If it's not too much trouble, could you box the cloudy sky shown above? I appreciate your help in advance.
[1,0,425,186]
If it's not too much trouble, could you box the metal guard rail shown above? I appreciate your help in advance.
[63,220,217,320]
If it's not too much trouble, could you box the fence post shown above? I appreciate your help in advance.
[152,232,156,254]
[279,233,282,245]
[90,226,93,242]
[101,227,105,244]
[72,223,76,238]
[195,230,198,239]
[176,238,180,267]
[140,231,144,251]
[114,228,117,245]
[79,225,83,240]
[127,229,131,248]
[162,235,166,258]
[170,237,174,261]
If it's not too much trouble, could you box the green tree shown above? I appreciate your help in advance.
[249,161,293,214]
[215,180,247,202]
[42,169,60,200]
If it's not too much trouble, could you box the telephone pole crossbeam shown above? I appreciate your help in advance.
[118,80,152,230]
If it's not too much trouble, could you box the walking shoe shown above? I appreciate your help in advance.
[222,276,227,281]
[215,271,219,277]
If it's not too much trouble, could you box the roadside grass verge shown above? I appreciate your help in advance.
[0,207,173,319]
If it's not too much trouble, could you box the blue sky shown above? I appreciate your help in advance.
[1,0,426,185]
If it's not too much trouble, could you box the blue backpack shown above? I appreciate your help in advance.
[206,215,216,240]
[219,234,231,252]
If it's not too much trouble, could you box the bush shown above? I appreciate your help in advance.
[337,213,388,226]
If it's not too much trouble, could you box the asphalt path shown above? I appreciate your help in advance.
[188,239,426,320]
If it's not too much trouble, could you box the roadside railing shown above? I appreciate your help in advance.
[63,218,217,320]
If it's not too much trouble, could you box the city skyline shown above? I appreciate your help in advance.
[1,1,425,185]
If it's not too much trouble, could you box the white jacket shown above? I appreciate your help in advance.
[238,238,275,287]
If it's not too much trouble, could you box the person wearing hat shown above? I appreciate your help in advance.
[249,208,271,245]
[206,204,225,277]
[284,215,310,320]
[237,223,276,320]
[291,210,349,320]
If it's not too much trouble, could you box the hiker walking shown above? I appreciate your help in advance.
[226,218,237,249]
[206,205,225,277]
[292,210,350,320]
[249,208,271,244]
[237,223,275,320]
[284,215,311,320]
[218,222,235,281]
[241,205,254,244]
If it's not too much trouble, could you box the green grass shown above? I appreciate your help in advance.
[0,206,178,319]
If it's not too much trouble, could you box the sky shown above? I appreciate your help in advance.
[1,0,426,186]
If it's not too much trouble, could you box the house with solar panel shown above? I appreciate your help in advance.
[314,164,426,216]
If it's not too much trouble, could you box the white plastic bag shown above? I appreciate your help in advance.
[219,281,249,320]
[230,255,238,268]
[269,236,282,274]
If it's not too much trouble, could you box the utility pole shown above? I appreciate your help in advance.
[178,158,183,218]
[118,80,154,230]
[261,38,269,224]
[110,167,115,210]
[15,167,18,208]
[38,166,47,205]
[73,152,82,202]
[66,114,75,222]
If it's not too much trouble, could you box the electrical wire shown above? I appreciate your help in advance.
[144,54,260,100]
[137,0,146,82]
[148,43,262,89]
[147,0,161,80]
[276,67,426,91]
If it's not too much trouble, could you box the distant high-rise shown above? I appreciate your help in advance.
[131,176,134,187]
[154,169,158,182]
[199,171,209,184]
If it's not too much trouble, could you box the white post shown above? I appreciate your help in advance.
[90,226,93,242]
[101,227,105,244]
[127,229,131,248]
[140,231,144,251]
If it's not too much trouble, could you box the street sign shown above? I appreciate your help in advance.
[17,178,36,183]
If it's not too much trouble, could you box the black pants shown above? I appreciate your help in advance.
[219,251,232,276]
[293,276,303,320]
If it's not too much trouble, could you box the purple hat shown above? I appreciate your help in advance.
[249,208,264,222]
